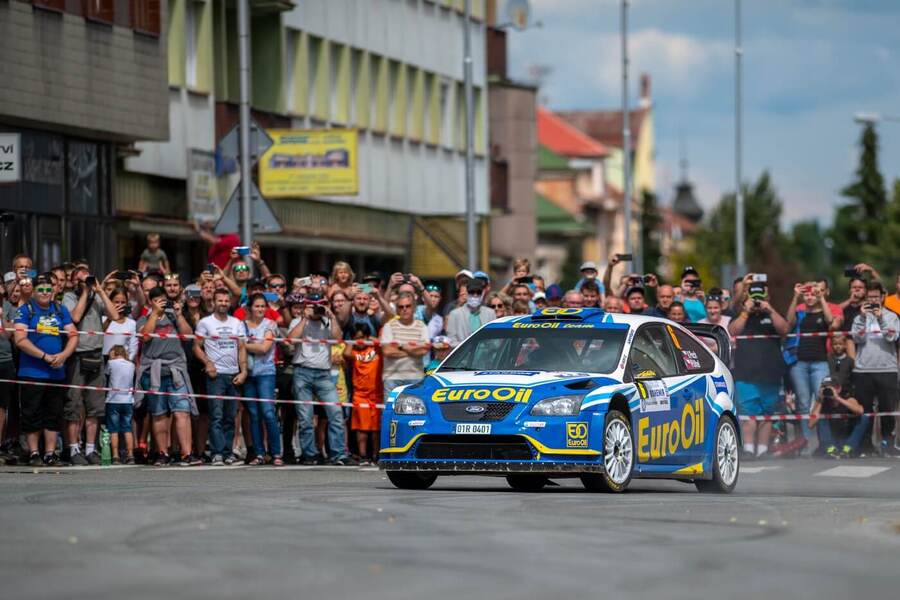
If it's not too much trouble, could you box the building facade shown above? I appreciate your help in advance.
[121,0,490,280]
[0,0,168,272]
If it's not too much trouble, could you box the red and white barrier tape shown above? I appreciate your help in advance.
[1,326,451,348]
[739,411,900,422]
[0,379,386,410]
[733,329,896,341]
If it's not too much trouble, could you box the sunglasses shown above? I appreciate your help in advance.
[163,273,179,281]
[397,304,414,310]
[268,282,286,289]
[233,265,250,273]
[490,303,504,309]
[424,284,441,292]
[35,286,53,294]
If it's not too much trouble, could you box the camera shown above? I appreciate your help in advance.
[206,263,217,273]
[616,253,633,262]
[114,271,130,281]
[235,246,251,256]
[84,275,96,288]
[751,273,768,283]
[165,300,174,311]
[863,303,878,311]
[313,304,326,316]
[822,387,835,400]
[642,275,654,285]
[844,266,859,278]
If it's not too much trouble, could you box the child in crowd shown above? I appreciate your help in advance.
[828,334,854,389]
[138,232,170,275]
[105,345,136,464]
[344,323,382,465]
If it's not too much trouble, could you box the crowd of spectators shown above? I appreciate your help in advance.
[0,236,898,467]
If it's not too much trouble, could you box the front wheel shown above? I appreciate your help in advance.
[581,410,634,493]
[387,471,438,490]
[696,416,739,494]
[506,474,549,492]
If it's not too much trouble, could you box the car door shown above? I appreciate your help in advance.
[668,325,718,463]
[628,324,685,465]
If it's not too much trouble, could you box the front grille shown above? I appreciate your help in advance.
[439,402,515,422]
[415,435,534,460]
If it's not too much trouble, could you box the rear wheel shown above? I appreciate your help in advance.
[696,416,739,494]
[581,410,634,493]
[506,474,549,492]
[387,471,438,490]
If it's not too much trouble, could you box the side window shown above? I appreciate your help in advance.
[629,326,680,378]
[670,326,716,373]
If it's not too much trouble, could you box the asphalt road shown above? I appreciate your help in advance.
[2,459,900,600]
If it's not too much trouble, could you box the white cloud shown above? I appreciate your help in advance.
[594,29,731,100]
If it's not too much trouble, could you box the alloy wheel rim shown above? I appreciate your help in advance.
[717,422,739,486]
[604,419,633,485]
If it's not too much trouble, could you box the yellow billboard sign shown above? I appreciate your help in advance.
[259,129,359,197]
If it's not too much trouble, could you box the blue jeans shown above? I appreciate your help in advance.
[244,374,282,458]
[141,373,192,416]
[292,367,346,460]
[789,361,830,440]
[817,415,870,453]
[207,375,239,458]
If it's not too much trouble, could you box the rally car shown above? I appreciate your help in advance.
[379,308,739,493]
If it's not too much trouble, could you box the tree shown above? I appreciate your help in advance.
[829,123,890,272]
[640,191,662,275]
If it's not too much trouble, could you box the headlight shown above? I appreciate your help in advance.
[394,393,426,415]
[530,395,583,416]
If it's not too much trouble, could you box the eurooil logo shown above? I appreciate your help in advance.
[566,422,589,447]
[431,387,533,403]
[637,400,705,461]
[540,307,583,316]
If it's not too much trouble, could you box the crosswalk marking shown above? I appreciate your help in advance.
[741,466,782,474]
[814,466,891,478]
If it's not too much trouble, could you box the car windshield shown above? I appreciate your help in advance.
[440,327,628,374]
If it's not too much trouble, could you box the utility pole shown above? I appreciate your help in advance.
[734,0,745,271]
[463,0,477,271]
[621,0,633,272]
[237,0,253,248]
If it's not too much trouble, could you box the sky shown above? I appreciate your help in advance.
[506,0,900,226]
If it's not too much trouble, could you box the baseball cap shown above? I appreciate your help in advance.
[455,269,474,280]
[681,266,700,278]
[626,286,646,298]
[466,278,486,294]
[545,284,563,300]
[473,270,490,283]
[3,272,16,285]
[580,261,598,272]
[362,271,382,283]
[533,291,547,301]
[184,284,201,295]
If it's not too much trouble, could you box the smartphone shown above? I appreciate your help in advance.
[114,271,130,281]
[263,292,280,303]
[235,246,251,256]
[844,267,859,278]
[84,275,97,287]
[26,269,38,278]
[616,253,633,262]
[359,283,374,294]
[296,276,312,287]
[186,288,202,298]
[206,264,217,273]
[517,276,534,284]
[751,273,768,283]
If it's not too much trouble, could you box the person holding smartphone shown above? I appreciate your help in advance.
[851,280,900,456]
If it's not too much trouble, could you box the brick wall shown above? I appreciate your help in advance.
[0,0,168,142]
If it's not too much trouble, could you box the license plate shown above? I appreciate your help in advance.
[455,423,492,434]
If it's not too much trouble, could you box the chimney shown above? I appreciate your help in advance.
[639,73,651,108]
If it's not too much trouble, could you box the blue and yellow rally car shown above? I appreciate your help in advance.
[379,308,739,493]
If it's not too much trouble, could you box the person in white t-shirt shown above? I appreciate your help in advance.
[102,287,138,360]
[105,345,136,464]
[380,292,430,399]
[193,289,247,465]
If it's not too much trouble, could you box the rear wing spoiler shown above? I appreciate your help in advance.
[683,323,732,365]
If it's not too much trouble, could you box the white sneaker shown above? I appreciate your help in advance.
[211,454,224,466]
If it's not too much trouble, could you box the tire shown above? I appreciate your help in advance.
[506,474,549,492]
[386,471,438,490]
[581,410,634,493]
[696,416,740,494]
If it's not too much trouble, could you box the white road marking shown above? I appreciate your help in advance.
[740,466,782,474]
[814,466,890,478]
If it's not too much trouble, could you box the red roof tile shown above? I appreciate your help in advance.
[557,108,648,149]
[537,107,608,158]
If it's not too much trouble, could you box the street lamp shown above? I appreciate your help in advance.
[854,112,900,124]
[734,0,745,273]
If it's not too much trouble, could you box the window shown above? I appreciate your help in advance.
[629,326,679,378]
[85,0,115,24]
[670,326,716,374]
[490,159,509,211]
[132,0,161,36]
[185,1,198,88]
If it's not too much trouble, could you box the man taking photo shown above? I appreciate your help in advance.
[808,376,867,458]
